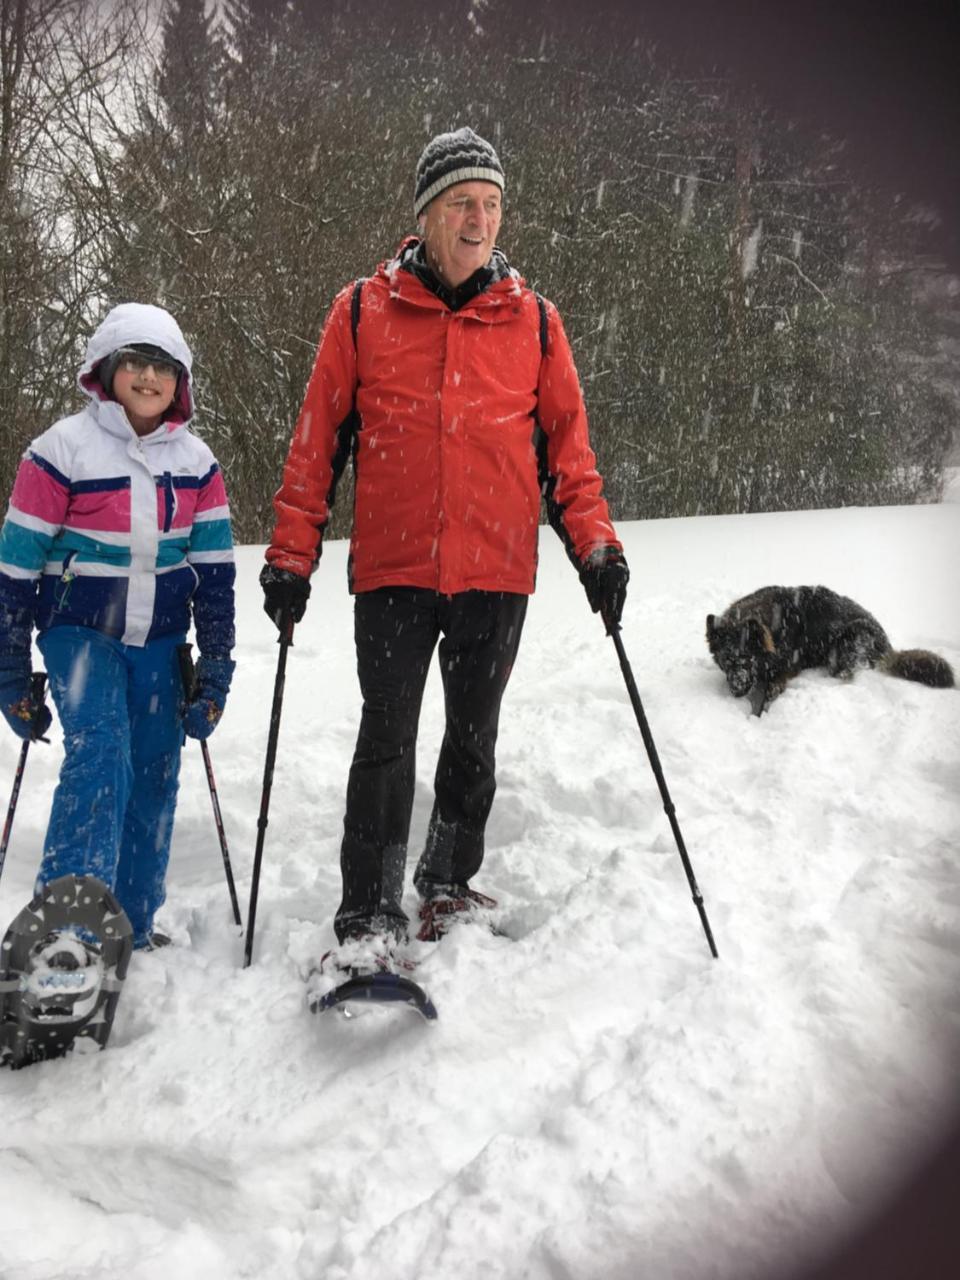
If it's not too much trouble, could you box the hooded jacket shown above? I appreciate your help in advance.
[0,303,235,657]
[266,238,620,595]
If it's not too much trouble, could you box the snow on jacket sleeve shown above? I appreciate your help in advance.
[186,455,236,660]
[536,299,622,568]
[0,436,71,658]
[266,285,358,579]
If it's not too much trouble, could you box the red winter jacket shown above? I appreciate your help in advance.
[266,238,621,595]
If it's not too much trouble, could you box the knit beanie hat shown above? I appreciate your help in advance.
[414,127,504,217]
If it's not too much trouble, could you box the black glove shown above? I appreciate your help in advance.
[260,564,311,633]
[0,660,52,743]
[579,547,629,630]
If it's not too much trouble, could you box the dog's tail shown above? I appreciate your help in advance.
[879,649,955,688]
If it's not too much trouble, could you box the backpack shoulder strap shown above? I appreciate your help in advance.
[351,278,367,350]
[533,291,548,358]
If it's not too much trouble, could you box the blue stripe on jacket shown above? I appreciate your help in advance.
[0,575,38,657]
[148,566,211,645]
[69,476,130,495]
[190,562,235,657]
[35,574,128,639]
[28,451,71,489]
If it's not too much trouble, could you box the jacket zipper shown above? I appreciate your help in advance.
[55,550,77,611]
[159,470,175,532]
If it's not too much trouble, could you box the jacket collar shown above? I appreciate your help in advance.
[377,236,524,314]
[85,393,188,446]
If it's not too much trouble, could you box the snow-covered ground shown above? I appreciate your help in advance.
[2,502,959,1280]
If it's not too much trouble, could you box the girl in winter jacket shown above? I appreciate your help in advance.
[0,303,235,948]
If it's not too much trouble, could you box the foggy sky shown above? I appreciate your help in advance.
[609,0,960,268]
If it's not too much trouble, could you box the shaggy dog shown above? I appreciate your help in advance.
[706,585,955,715]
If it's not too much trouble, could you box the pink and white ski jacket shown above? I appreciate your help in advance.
[0,304,235,658]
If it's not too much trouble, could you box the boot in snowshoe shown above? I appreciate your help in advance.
[134,929,172,952]
[416,886,498,942]
[20,931,104,1022]
[318,933,417,978]
[307,934,436,1021]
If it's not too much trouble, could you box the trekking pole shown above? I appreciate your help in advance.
[244,613,294,968]
[606,620,718,959]
[177,644,242,928]
[0,672,49,889]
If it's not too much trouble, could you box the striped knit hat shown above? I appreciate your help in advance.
[414,127,504,217]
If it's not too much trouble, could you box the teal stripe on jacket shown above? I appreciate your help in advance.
[157,537,190,569]
[0,517,52,572]
[51,529,132,566]
[188,518,233,554]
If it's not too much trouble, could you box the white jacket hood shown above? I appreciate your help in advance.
[78,302,195,423]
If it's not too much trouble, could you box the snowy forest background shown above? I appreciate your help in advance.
[2,0,959,542]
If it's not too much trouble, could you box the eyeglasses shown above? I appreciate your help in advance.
[116,350,180,381]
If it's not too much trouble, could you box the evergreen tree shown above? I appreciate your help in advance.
[158,0,223,145]
[40,0,955,537]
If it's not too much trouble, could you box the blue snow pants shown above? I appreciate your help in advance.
[36,626,186,947]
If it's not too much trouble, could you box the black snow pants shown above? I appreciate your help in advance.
[335,588,527,943]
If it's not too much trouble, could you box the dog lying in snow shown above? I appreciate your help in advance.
[706,585,955,715]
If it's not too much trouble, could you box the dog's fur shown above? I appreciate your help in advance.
[706,585,955,715]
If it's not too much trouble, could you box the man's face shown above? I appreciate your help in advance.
[420,181,503,288]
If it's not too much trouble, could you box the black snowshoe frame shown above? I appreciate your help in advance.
[310,970,438,1021]
[1,874,133,1069]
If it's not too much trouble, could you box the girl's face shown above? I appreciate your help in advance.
[111,355,178,436]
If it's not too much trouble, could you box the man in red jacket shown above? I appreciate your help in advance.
[262,127,628,963]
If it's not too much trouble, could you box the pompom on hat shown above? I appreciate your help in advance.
[414,127,504,217]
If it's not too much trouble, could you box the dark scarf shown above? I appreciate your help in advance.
[400,240,513,311]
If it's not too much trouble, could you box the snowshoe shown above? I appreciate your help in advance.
[134,929,172,952]
[0,874,133,1069]
[312,970,438,1020]
[416,887,498,942]
[306,936,437,1021]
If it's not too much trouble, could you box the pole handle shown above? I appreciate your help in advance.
[0,672,45,883]
[27,671,50,744]
[177,642,197,701]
